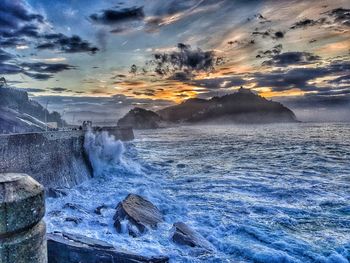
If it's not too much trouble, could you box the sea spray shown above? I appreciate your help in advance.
[84,130,125,176]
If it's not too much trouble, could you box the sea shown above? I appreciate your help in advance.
[46,123,350,263]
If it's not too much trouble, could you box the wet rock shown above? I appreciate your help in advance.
[48,210,62,217]
[63,202,81,210]
[171,222,214,251]
[47,232,169,263]
[94,204,108,215]
[113,194,163,237]
[65,217,82,225]
[176,163,186,168]
[47,188,68,198]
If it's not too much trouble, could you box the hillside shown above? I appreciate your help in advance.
[117,107,164,129]
[158,87,297,123]
[0,85,65,134]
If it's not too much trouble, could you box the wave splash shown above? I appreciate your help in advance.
[84,130,125,176]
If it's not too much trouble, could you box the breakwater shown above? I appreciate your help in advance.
[0,127,133,188]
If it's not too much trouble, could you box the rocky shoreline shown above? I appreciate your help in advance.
[47,193,214,262]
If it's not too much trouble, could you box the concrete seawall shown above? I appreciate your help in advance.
[0,127,133,188]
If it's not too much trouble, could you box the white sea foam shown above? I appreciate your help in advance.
[46,124,350,262]
[84,130,125,176]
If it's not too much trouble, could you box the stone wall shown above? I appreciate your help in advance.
[0,131,91,188]
[0,127,133,188]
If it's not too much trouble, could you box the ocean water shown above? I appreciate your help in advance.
[46,123,350,263]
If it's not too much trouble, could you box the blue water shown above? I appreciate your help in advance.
[46,123,350,262]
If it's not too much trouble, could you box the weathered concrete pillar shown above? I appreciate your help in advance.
[0,173,47,263]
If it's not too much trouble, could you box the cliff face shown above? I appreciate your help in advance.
[158,88,297,123]
[117,107,164,129]
[0,86,65,134]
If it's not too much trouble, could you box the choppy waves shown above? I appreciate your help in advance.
[46,123,350,262]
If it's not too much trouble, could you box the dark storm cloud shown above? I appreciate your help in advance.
[256,44,283,59]
[329,75,350,84]
[37,34,99,54]
[22,72,52,80]
[262,52,320,67]
[324,8,350,27]
[252,60,350,93]
[0,0,99,54]
[0,49,22,75]
[146,43,220,77]
[90,6,145,25]
[274,31,284,39]
[21,62,76,73]
[23,88,47,93]
[290,8,349,31]
[0,59,75,80]
[251,29,284,40]
[290,19,323,29]
[0,0,43,28]
[278,92,350,110]
[50,87,68,92]
[168,71,194,81]
[0,63,22,75]
[0,49,14,62]
[0,0,44,48]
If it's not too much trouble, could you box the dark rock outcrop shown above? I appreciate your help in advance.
[47,232,169,263]
[171,222,214,251]
[113,194,163,237]
[117,107,164,129]
[158,87,297,123]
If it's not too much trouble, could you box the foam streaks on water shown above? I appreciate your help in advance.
[46,123,350,262]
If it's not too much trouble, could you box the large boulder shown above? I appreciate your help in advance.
[47,232,168,263]
[171,222,214,251]
[113,194,163,237]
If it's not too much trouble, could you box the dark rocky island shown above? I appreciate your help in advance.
[118,88,297,128]
[117,107,164,129]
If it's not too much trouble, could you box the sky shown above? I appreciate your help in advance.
[0,0,349,124]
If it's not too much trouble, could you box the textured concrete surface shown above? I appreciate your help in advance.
[47,232,168,263]
[0,173,47,263]
[0,127,133,189]
[0,131,92,188]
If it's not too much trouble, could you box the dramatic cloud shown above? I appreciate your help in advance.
[253,60,350,92]
[90,7,145,25]
[325,8,350,27]
[290,19,324,29]
[256,44,283,58]
[23,88,46,93]
[37,34,99,54]
[21,62,75,73]
[0,0,99,54]
[252,29,284,40]
[0,49,14,62]
[262,52,320,67]
[0,49,22,75]
[144,43,221,77]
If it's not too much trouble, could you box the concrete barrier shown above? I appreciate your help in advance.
[0,173,47,263]
[0,131,92,188]
[0,127,134,189]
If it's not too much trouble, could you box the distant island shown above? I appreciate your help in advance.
[118,87,297,129]
[0,82,65,134]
